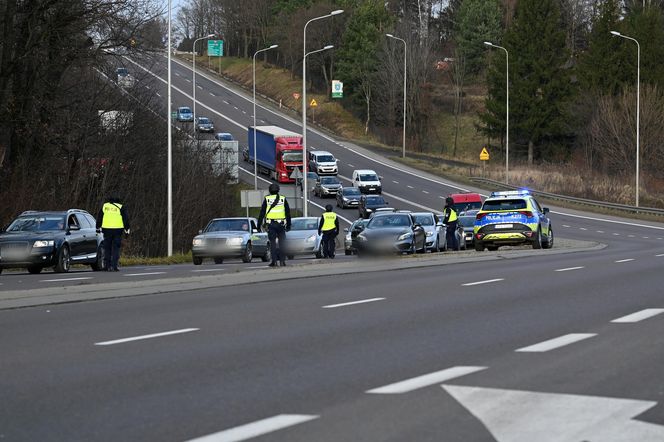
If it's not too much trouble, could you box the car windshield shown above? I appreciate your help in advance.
[198,118,210,124]
[482,199,528,211]
[117,68,128,76]
[360,174,379,181]
[320,177,340,185]
[317,155,335,162]
[453,202,482,212]
[344,188,361,196]
[179,108,191,114]
[459,216,476,228]
[282,150,302,162]
[216,133,233,140]
[366,196,385,205]
[206,219,250,232]
[412,215,434,226]
[368,214,410,228]
[7,215,66,232]
[290,218,318,231]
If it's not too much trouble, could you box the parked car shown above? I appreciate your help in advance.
[284,217,322,259]
[0,209,104,274]
[308,150,338,175]
[344,218,369,255]
[214,132,234,141]
[358,194,390,219]
[458,209,479,247]
[176,106,194,122]
[336,186,362,209]
[436,213,468,251]
[191,217,270,264]
[351,212,426,255]
[313,176,342,198]
[411,212,446,252]
[195,116,215,133]
[352,169,382,194]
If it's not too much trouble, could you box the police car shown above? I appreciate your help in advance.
[473,190,553,251]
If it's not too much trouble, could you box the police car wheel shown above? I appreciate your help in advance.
[474,242,484,252]
[543,228,554,249]
[532,227,543,249]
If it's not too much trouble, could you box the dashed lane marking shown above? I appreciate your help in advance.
[611,309,664,323]
[462,278,504,287]
[393,180,399,184]
[95,328,199,346]
[656,254,664,257]
[192,268,225,272]
[366,366,487,394]
[323,298,385,309]
[40,277,93,282]
[580,228,587,231]
[422,190,429,194]
[515,333,597,352]
[615,259,635,263]
[597,230,604,233]
[124,272,167,276]
[185,414,319,442]
[407,185,414,189]
[555,266,584,272]
[562,225,570,228]
[197,85,203,90]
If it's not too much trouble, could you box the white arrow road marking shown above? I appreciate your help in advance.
[366,366,487,394]
[611,308,664,323]
[186,414,319,442]
[323,298,385,309]
[443,385,664,442]
[516,333,596,352]
[95,328,199,346]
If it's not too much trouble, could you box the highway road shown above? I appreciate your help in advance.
[2,54,664,441]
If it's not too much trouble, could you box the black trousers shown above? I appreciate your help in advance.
[321,231,337,257]
[446,221,459,251]
[267,221,286,264]
[102,228,123,269]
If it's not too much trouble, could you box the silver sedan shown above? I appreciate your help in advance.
[284,217,322,259]
[191,217,270,264]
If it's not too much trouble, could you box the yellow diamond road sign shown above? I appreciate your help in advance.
[480,147,490,161]
[310,99,318,107]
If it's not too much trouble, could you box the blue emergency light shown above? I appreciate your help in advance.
[489,189,531,198]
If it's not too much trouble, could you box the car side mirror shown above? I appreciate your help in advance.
[252,228,259,233]
[543,207,550,214]
[198,229,202,234]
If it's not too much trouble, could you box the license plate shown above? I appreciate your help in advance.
[1,250,26,259]
[465,234,472,240]
[495,224,513,229]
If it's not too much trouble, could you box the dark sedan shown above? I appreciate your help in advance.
[358,195,390,219]
[458,209,479,247]
[195,116,215,133]
[351,212,426,255]
[0,209,104,274]
[336,187,362,209]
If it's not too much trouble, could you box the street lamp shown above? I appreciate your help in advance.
[611,30,641,207]
[302,9,343,217]
[193,34,215,123]
[484,41,509,185]
[167,0,172,255]
[386,34,407,159]
[253,44,278,190]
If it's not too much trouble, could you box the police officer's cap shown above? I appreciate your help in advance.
[445,196,454,205]
[325,204,333,212]
[269,183,280,194]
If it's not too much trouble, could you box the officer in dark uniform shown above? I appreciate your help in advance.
[257,183,291,267]
[318,204,339,258]
[96,194,131,271]
[443,196,459,251]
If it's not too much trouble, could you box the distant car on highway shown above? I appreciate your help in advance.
[191,217,270,264]
[352,169,382,194]
[176,106,194,122]
[411,212,445,252]
[308,150,338,175]
[116,67,135,88]
[284,217,322,259]
[0,209,104,274]
[344,218,369,255]
[299,171,319,191]
[195,116,215,133]
[458,209,479,247]
[351,212,426,255]
[313,176,342,198]
[358,194,389,219]
[214,132,234,141]
[336,186,362,209]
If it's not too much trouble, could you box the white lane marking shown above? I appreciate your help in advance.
[422,190,429,194]
[659,238,663,240]
[613,233,620,236]
[323,298,385,309]
[407,185,414,189]
[516,333,596,352]
[156,92,161,97]
[124,272,167,276]
[611,308,664,323]
[145,85,151,89]
[555,266,584,272]
[197,85,203,90]
[234,106,239,110]
[562,225,570,228]
[247,265,268,269]
[643,236,649,239]
[223,100,229,104]
[615,259,634,263]
[596,230,604,233]
[95,328,199,346]
[393,180,399,184]
[439,195,445,199]
[367,366,487,394]
[175,72,181,76]
[628,235,635,238]
[656,254,664,257]
[186,414,319,442]
[185,78,191,82]
[553,211,664,231]
[40,277,93,282]
[462,278,504,287]
[210,92,215,96]
[347,163,354,167]
[192,268,226,272]
[579,227,587,231]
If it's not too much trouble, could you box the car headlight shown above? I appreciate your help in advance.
[32,240,54,248]
[343,197,348,202]
[398,232,412,241]
[306,234,317,243]
[426,231,434,237]
[192,238,204,246]
[227,237,243,245]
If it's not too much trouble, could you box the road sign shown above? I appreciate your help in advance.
[293,92,300,100]
[289,168,303,180]
[480,147,490,161]
[310,99,318,107]
[332,80,343,98]
[207,40,223,56]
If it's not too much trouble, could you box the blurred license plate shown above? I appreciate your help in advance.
[1,249,26,259]
[495,224,513,229]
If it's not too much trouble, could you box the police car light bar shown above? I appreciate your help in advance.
[490,189,531,198]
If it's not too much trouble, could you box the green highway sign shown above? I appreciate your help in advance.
[208,40,224,56]
[332,80,343,98]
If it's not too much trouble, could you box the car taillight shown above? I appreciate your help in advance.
[519,211,533,218]
[475,233,484,240]
[476,212,487,221]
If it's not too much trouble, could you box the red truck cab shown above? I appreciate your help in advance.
[448,193,483,213]
[274,135,304,183]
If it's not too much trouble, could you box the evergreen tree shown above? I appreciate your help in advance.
[455,0,503,76]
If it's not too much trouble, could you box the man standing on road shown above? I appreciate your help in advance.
[96,194,130,271]
[443,196,459,251]
[257,183,291,267]
[318,204,339,259]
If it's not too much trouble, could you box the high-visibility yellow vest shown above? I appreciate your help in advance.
[447,207,458,223]
[321,212,337,231]
[102,202,124,228]
[265,194,286,220]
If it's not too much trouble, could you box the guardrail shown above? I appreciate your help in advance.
[469,177,664,217]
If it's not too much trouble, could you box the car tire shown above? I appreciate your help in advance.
[91,244,105,271]
[487,245,499,251]
[315,249,322,259]
[543,227,554,249]
[193,256,203,265]
[214,257,224,264]
[261,246,271,262]
[532,227,543,249]
[0,268,3,274]
[242,243,253,263]
[27,265,43,274]
[474,241,484,252]
[433,238,440,253]
[54,245,71,273]
[345,249,352,255]
[408,241,416,255]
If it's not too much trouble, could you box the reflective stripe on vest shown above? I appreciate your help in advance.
[321,212,337,231]
[102,202,124,228]
[447,208,458,223]
[265,194,286,220]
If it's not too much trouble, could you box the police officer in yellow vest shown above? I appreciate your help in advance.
[443,196,459,251]
[96,195,130,271]
[257,183,291,267]
[318,204,339,259]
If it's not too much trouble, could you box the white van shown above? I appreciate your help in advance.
[352,169,382,194]
[308,150,338,175]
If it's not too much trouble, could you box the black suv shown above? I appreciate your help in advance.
[0,209,104,274]
[358,195,390,219]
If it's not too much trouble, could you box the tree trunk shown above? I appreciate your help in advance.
[528,139,534,165]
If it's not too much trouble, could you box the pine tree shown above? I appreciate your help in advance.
[455,0,503,76]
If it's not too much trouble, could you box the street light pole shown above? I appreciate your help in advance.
[386,34,407,158]
[167,0,172,256]
[302,10,343,217]
[484,42,509,185]
[253,44,279,190]
[193,34,215,123]
[611,31,640,207]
